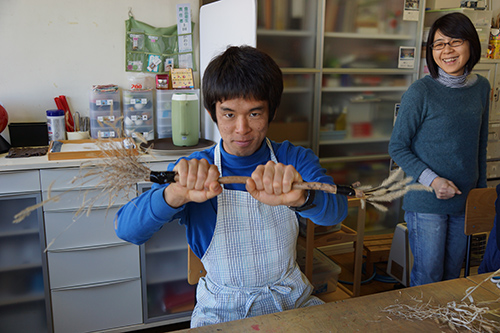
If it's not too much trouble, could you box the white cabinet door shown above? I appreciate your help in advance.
[473,63,498,121]
[199,0,257,143]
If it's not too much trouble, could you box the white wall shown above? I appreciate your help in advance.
[0,0,199,142]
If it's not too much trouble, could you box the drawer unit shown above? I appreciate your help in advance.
[40,167,100,191]
[0,170,40,194]
[47,243,140,289]
[488,122,500,141]
[42,187,131,211]
[123,89,155,141]
[89,88,122,139]
[44,207,124,250]
[51,278,142,333]
[156,90,175,139]
[487,160,500,179]
[487,141,500,160]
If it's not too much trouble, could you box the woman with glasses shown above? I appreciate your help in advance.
[389,13,490,286]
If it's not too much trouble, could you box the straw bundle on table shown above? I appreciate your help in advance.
[382,269,500,332]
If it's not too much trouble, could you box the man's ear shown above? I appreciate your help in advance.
[271,109,277,122]
[207,109,217,123]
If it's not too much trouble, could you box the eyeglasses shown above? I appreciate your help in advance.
[430,39,465,50]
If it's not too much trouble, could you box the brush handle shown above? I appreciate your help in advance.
[148,171,363,197]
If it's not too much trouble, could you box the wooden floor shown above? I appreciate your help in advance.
[320,250,479,302]
[136,251,481,332]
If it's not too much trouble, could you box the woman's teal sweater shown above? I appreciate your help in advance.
[389,75,490,215]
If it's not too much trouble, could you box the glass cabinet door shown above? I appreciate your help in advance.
[268,73,316,147]
[0,193,49,333]
[137,183,195,324]
[257,0,320,148]
[320,0,423,234]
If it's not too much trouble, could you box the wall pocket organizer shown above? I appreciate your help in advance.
[125,15,195,74]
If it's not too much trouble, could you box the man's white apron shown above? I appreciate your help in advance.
[191,139,322,327]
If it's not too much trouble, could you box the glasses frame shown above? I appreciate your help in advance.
[430,38,466,51]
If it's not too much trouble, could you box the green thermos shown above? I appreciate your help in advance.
[171,93,199,146]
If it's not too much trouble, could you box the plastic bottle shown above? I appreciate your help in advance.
[335,107,347,131]
[46,109,66,142]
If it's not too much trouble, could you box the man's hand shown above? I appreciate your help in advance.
[431,177,462,200]
[245,161,307,207]
[163,158,222,208]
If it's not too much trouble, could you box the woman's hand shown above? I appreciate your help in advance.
[431,177,462,200]
[245,161,307,207]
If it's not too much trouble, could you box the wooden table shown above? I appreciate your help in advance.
[177,274,500,332]
[467,273,500,296]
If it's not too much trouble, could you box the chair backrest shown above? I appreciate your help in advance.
[464,188,497,236]
[187,245,206,285]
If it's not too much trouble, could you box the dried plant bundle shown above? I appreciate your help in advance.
[356,168,434,212]
[73,137,150,218]
[382,268,500,332]
[13,135,151,225]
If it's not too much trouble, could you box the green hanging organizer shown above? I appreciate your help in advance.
[125,15,196,74]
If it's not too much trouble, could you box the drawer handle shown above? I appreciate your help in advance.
[49,242,129,253]
[44,205,121,213]
[52,277,139,292]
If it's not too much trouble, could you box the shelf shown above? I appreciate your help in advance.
[0,291,45,307]
[0,228,40,238]
[324,32,416,40]
[257,29,315,37]
[0,262,42,273]
[322,68,417,75]
[145,244,187,255]
[283,87,314,94]
[297,198,366,298]
[322,86,409,93]
[298,224,357,249]
[320,154,390,164]
[320,136,391,145]
[282,68,321,74]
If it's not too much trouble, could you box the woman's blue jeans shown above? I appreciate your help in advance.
[405,211,467,287]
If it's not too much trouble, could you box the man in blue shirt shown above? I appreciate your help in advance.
[115,46,347,327]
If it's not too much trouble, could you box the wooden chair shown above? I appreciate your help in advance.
[188,245,206,285]
[297,198,365,297]
[463,187,497,277]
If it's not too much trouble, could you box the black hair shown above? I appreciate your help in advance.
[202,45,283,123]
[426,12,481,78]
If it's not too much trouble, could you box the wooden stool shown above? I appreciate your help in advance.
[363,234,394,277]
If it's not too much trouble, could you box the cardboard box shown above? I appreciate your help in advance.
[425,0,461,9]
[267,121,309,142]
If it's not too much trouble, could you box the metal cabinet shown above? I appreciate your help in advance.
[40,167,142,333]
[0,170,50,333]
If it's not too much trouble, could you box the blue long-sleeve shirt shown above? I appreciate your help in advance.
[389,75,490,215]
[115,139,348,258]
